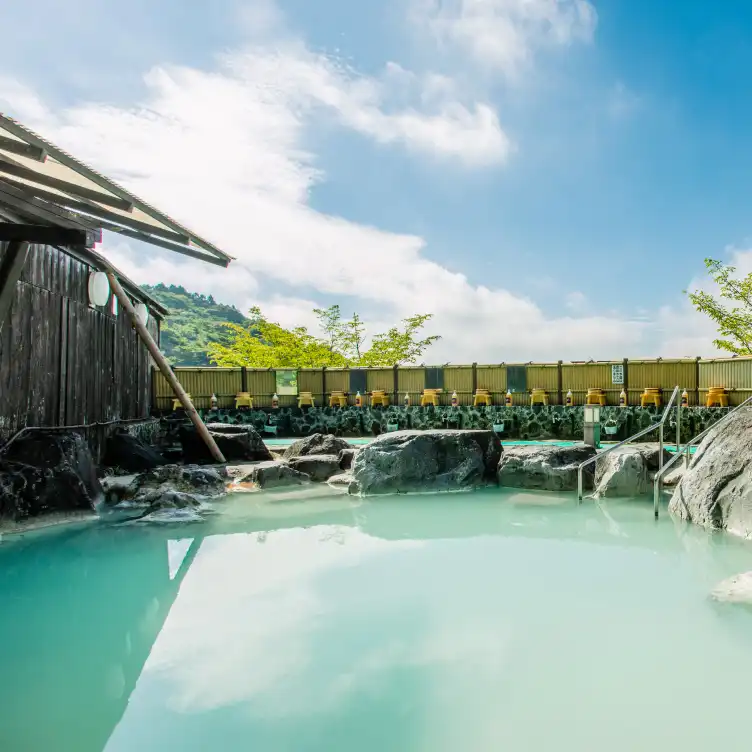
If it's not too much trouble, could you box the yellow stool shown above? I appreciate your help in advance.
[329,391,347,408]
[530,389,549,406]
[586,388,607,406]
[298,391,315,408]
[420,389,441,407]
[172,394,191,411]
[473,389,492,407]
[706,387,729,407]
[371,390,390,407]
[640,388,662,408]
[235,392,253,409]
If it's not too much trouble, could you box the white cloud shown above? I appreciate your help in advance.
[0,1,725,362]
[565,290,587,312]
[411,0,597,77]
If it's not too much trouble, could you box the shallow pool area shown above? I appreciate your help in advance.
[265,436,695,453]
[1,488,751,751]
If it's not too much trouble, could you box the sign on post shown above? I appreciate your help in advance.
[611,364,624,385]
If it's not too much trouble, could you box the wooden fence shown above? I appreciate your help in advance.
[152,357,752,410]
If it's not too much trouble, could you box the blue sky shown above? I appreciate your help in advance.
[1,0,750,361]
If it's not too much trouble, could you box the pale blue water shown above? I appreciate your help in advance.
[1,488,751,751]
[265,437,695,452]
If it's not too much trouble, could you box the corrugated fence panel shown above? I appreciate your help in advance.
[325,369,350,399]
[366,368,395,397]
[476,365,507,404]
[699,357,752,406]
[527,364,560,404]
[398,367,425,404]
[246,370,277,407]
[443,367,474,405]
[562,363,622,405]
[299,369,324,405]
[628,360,697,405]
[149,358,752,411]
[155,368,243,409]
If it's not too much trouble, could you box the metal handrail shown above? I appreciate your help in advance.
[577,385,680,502]
[653,395,752,518]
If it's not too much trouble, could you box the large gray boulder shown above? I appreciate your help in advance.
[350,430,501,495]
[287,454,341,482]
[498,444,596,492]
[236,461,310,490]
[102,429,166,472]
[669,409,752,536]
[283,433,351,460]
[179,423,273,464]
[0,431,103,521]
[594,444,672,498]
[104,464,228,507]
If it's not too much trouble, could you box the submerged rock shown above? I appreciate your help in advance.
[669,410,752,536]
[283,433,351,460]
[711,572,752,605]
[0,431,102,521]
[497,444,596,492]
[179,423,272,464]
[102,429,166,472]
[350,430,501,495]
[594,444,672,498]
[328,472,354,488]
[287,454,341,482]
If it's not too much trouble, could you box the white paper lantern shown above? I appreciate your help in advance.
[87,272,110,307]
[134,302,149,326]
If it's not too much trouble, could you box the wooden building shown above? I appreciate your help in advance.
[0,113,231,450]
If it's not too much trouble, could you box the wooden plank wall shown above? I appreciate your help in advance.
[0,242,158,441]
[156,357,752,410]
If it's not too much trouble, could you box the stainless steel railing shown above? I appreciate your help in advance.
[577,385,680,503]
[652,395,752,519]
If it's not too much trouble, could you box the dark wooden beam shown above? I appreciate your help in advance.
[0,223,96,246]
[0,240,30,328]
[0,158,134,212]
[0,176,190,244]
[102,223,229,268]
[0,135,47,162]
[0,181,101,246]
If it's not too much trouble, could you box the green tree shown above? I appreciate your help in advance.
[208,307,348,368]
[313,306,367,364]
[687,259,752,355]
[209,305,440,367]
[361,314,441,366]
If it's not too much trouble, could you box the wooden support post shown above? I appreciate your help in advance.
[695,356,701,406]
[106,271,226,463]
[241,366,248,393]
[322,366,327,407]
[0,240,29,330]
[557,361,563,406]
[471,362,478,398]
[623,358,629,404]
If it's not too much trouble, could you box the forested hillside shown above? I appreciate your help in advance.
[141,284,253,365]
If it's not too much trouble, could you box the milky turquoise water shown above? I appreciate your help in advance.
[1,488,752,751]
